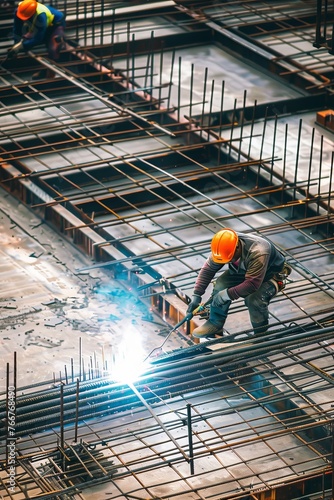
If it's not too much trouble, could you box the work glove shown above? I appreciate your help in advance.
[186,294,201,314]
[7,40,23,59]
[212,288,231,308]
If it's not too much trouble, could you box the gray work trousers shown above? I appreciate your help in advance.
[210,271,278,334]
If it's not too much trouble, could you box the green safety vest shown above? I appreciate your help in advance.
[25,3,55,32]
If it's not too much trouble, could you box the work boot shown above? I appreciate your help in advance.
[32,69,56,80]
[192,320,224,339]
[32,69,47,80]
[46,69,56,79]
[252,321,269,335]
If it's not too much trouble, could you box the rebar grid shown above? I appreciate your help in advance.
[0,31,333,339]
[0,2,334,499]
[2,326,334,499]
[1,0,334,93]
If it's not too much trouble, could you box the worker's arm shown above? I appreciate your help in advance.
[21,13,48,50]
[7,39,24,58]
[228,251,270,300]
[13,14,23,43]
[194,257,223,296]
[187,257,222,313]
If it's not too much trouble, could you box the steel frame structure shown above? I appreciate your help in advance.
[0,1,334,499]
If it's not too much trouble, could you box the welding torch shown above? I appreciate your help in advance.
[143,300,210,361]
[168,299,210,332]
[185,301,208,321]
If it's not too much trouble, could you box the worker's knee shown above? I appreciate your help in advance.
[245,281,277,311]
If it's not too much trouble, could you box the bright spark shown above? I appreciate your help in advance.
[110,328,148,384]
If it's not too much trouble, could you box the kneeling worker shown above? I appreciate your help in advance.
[8,0,65,79]
[187,228,290,338]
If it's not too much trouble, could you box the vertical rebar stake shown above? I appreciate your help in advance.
[149,31,155,102]
[315,0,323,46]
[247,98,256,163]
[281,123,288,204]
[327,152,334,237]
[60,383,65,470]
[100,0,104,47]
[84,2,87,46]
[74,378,80,443]
[238,89,247,163]
[91,0,96,49]
[79,337,82,381]
[75,0,79,41]
[126,22,130,90]
[217,80,225,166]
[323,0,328,41]
[257,105,268,186]
[167,49,175,111]
[158,46,164,107]
[292,118,303,219]
[229,98,238,158]
[189,63,194,121]
[187,404,194,475]
[317,135,324,216]
[270,114,278,185]
[90,355,93,379]
[131,34,135,89]
[306,127,315,210]
[208,78,214,134]
[200,67,208,139]
[177,57,182,123]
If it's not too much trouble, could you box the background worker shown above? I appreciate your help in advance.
[187,228,290,338]
[8,0,65,79]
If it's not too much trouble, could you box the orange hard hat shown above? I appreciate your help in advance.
[17,0,37,20]
[211,228,238,264]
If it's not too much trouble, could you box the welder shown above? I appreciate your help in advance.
[7,0,65,79]
[187,228,291,338]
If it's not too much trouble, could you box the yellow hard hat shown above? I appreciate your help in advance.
[211,228,238,264]
[17,0,37,20]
